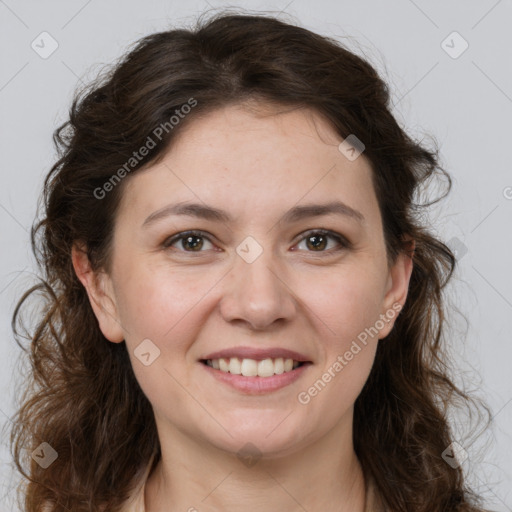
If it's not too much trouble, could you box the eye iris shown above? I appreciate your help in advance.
[183,235,203,251]
[306,234,327,251]
[173,232,336,252]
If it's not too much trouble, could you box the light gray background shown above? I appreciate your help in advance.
[1,0,511,510]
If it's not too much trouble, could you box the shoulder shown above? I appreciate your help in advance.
[363,476,496,512]
[41,452,158,512]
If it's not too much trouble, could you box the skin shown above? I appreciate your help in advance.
[72,102,413,512]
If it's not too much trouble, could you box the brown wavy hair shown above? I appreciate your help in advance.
[9,9,492,512]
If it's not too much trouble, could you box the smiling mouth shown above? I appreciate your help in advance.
[200,357,311,378]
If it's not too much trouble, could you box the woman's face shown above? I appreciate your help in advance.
[78,103,412,458]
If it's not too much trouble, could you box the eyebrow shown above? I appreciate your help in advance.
[142,200,365,228]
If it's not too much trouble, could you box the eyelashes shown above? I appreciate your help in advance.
[293,229,351,253]
[162,229,352,256]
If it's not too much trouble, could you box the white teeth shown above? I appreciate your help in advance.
[229,357,242,374]
[257,358,275,377]
[206,357,303,377]
[240,358,258,377]
[274,357,284,374]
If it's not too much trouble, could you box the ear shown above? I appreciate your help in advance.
[377,237,415,340]
[71,243,124,343]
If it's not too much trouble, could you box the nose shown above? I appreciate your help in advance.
[219,247,297,331]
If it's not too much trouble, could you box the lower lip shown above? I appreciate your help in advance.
[200,362,312,394]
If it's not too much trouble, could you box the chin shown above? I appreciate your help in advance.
[202,420,310,460]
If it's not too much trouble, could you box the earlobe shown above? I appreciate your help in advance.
[71,243,125,343]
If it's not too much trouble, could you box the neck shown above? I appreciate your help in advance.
[145,416,367,512]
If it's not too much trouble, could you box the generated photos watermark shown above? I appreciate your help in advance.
[93,97,197,200]
[297,302,402,404]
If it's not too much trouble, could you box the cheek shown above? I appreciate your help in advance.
[115,261,211,338]
[113,263,223,391]
[297,264,383,397]
[306,263,386,342]
[114,266,208,401]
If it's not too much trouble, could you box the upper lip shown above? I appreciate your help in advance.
[201,346,312,362]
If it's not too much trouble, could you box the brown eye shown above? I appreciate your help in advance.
[305,233,328,251]
[163,231,215,252]
[162,229,350,256]
[180,235,204,251]
[295,230,349,253]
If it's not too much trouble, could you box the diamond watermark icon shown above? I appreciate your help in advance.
[338,134,365,161]
[31,31,59,59]
[31,442,58,469]
[446,236,468,261]
[236,236,263,264]
[134,338,161,366]
[237,442,262,468]
[442,442,468,468]
[441,31,469,59]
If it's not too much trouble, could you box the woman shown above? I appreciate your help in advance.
[10,11,491,512]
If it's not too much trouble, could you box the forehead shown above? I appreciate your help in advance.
[118,103,381,231]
